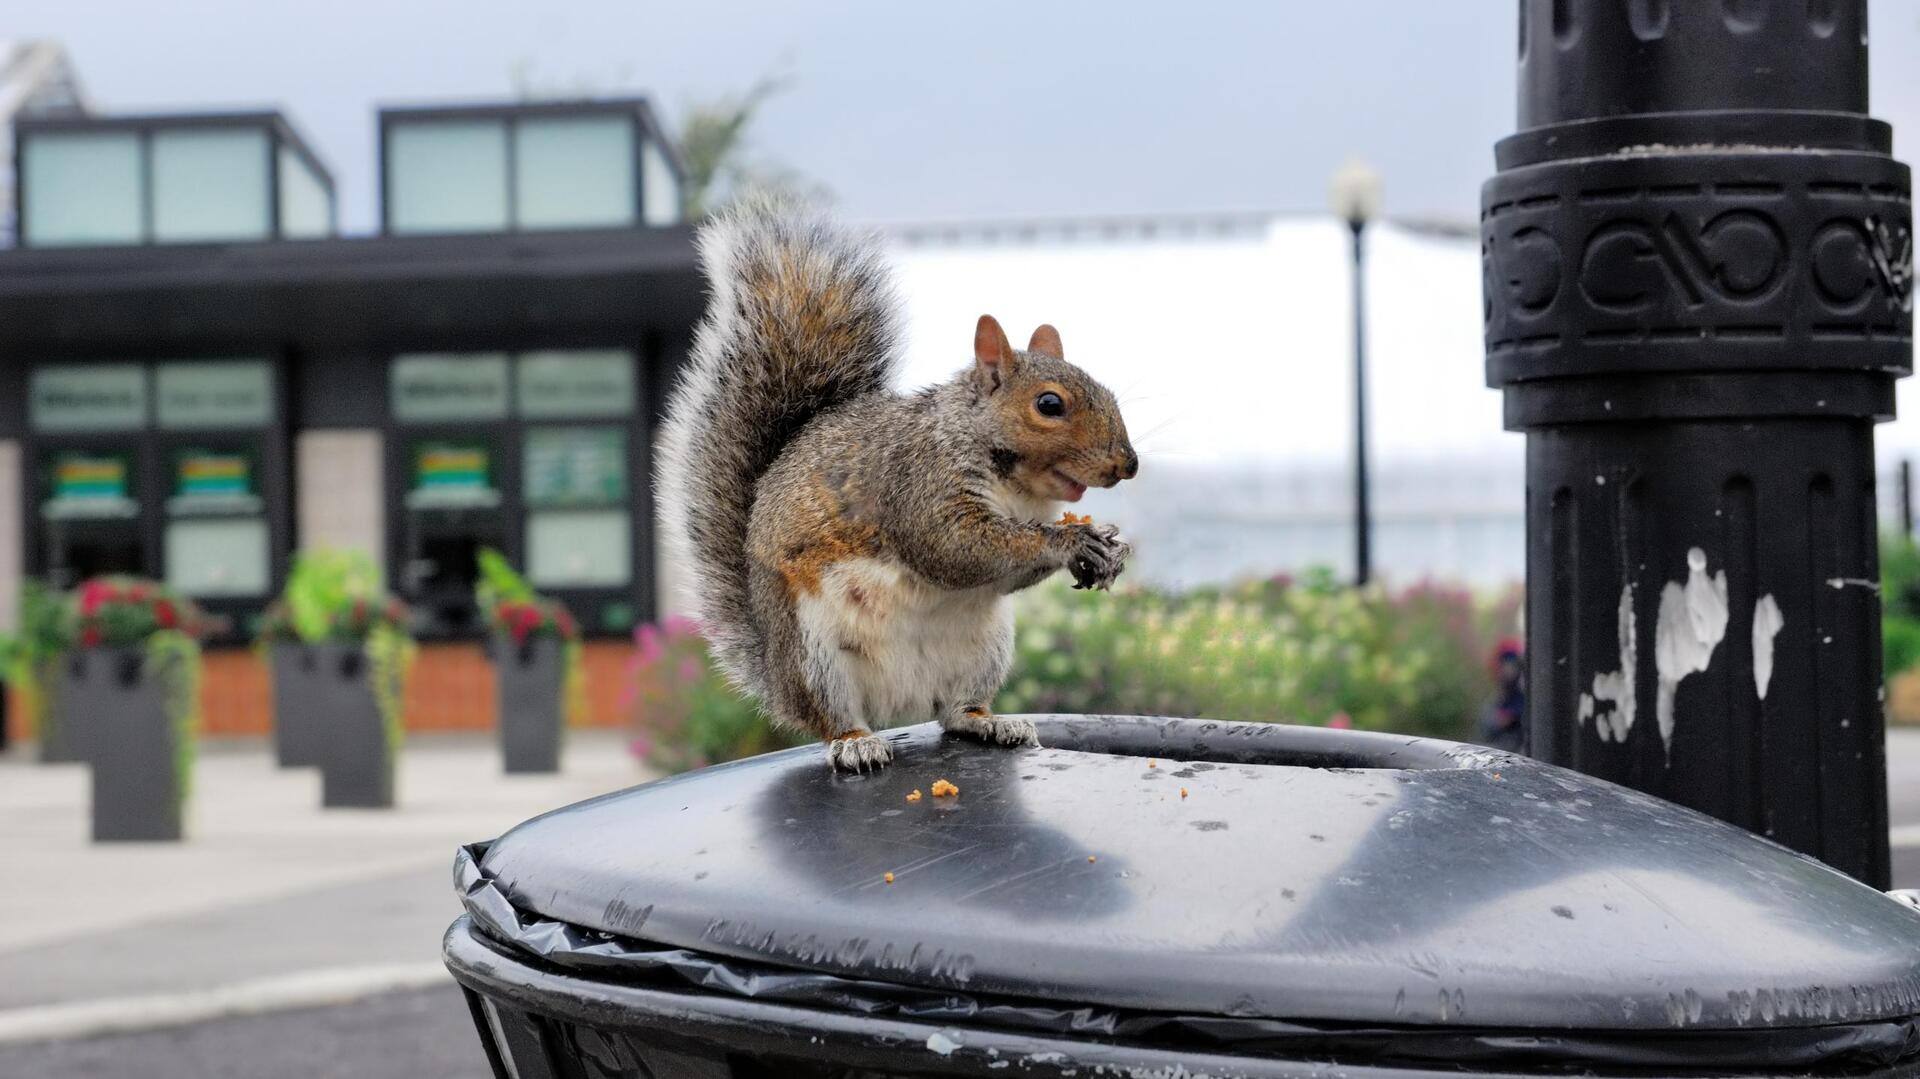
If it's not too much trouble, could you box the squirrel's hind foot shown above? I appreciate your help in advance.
[942,708,1040,748]
[826,731,894,772]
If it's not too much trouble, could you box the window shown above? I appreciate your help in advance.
[528,510,630,587]
[151,128,271,242]
[279,146,331,239]
[515,116,635,230]
[386,120,510,234]
[165,519,270,597]
[17,119,333,247]
[525,427,629,587]
[641,138,681,226]
[21,132,142,246]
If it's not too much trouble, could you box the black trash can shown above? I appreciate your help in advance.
[444,716,1920,1077]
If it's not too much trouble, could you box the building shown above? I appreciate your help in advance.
[0,97,700,734]
[0,39,89,245]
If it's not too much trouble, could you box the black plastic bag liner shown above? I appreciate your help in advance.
[448,717,1920,1073]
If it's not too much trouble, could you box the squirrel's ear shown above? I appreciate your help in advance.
[974,314,1017,392]
[1027,324,1064,360]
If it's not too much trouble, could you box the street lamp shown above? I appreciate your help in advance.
[1329,158,1381,586]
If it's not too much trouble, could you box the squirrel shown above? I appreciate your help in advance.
[657,200,1138,772]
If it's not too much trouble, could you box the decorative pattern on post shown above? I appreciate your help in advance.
[1484,1,1913,885]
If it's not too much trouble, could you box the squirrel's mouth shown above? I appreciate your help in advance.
[1048,468,1089,503]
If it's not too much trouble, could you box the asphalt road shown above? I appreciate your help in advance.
[0,986,483,1079]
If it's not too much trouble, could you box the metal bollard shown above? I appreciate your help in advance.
[1483,1,1913,885]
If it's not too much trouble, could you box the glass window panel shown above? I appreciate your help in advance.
[21,131,143,247]
[165,518,271,597]
[524,427,627,507]
[641,138,681,227]
[152,128,271,242]
[515,115,635,229]
[390,353,510,422]
[30,364,148,432]
[387,120,508,234]
[528,509,631,587]
[278,146,331,238]
[516,350,635,418]
[157,361,273,429]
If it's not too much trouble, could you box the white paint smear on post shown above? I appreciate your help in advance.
[1582,583,1637,743]
[1752,594,1784,701]
[1653,548,1729,758]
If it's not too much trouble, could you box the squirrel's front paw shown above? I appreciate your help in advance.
[1068,524,1131,591]
[826,731,894,772]
[943,708,1040,748]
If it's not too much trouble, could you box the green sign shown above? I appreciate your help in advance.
[44,449,137,519]
[391,353,509,422]
[30,365,147,432]
[157,361,273,429]
[517,350,635,418]
[408,439,499,508]
[524,427,626,506]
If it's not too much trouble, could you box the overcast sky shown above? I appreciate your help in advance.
[14,1,1917,235]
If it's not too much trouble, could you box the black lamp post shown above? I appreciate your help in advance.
[1330,159,1381,587]
[1483,0,1911,886]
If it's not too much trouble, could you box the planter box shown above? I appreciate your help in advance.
[37,657,83,763]
[69,646,189,842]
[269,644,322,768]
[494,635,564,774]
[315,644,395,809]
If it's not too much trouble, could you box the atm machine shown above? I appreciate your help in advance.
[38,446,144,589]
[401,436,506,637]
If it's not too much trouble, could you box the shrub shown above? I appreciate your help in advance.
[257,549,414,750]
[624,616,804,774]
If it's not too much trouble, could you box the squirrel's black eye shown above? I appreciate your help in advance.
[1035,392,1066,418]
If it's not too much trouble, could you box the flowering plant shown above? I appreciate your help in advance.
[70,576,215,648]
[256,550,409,644]
[624,615,803,774]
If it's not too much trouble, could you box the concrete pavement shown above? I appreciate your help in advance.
[0,730,648,1033]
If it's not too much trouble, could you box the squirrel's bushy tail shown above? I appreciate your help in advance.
[656,198,902,697]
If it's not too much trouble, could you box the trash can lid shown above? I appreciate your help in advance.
[467,716,1920,1032]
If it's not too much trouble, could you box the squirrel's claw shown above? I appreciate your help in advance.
[826,732,895,772]
[1068,524,1131,591]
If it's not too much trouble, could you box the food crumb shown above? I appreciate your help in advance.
[931,779,960,798]
[884,872,895,884]
[1180,787,1189,799]
[1148,759,1157,768]
[1087,855,1097,863]
[1056,511,1093,526]
[906,790,923,802]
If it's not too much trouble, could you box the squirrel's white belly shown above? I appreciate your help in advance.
[795,556,1013,728]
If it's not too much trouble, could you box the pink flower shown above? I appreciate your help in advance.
[660,614,700,638]
[1328,712,1354,730]
[677,658,703,684]
[634,623,662,664]
[628,736,653,760]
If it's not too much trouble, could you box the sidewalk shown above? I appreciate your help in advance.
[0,731,648,1029]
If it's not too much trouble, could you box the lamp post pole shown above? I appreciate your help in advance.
[1331,160,1381,588]
[1483,0,1911,885]
[1349,219,1371,587]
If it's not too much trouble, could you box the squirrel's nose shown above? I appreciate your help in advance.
[1120,448,1139,480]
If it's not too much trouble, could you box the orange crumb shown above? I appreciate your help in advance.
[1148,759,1156,768]
[884,872,895,884]
[906,790,923,803]
[931,779,960,798]
[1087,855,1097,863]
[1056,511,1092,526]
[1180,787,1189,799]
